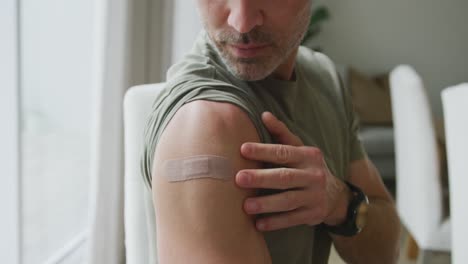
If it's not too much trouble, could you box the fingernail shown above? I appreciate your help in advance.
[265,111,276,119]
[257,221,266,230]
[246,200,259,213]
[237,172,251,185]
[241,143,252,154]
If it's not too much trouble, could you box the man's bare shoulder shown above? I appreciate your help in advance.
[155,100,260,159]
[151,100,271,264]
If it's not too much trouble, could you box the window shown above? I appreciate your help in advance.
[1,1,96,263]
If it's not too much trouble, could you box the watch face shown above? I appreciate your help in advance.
[356,200,369,230]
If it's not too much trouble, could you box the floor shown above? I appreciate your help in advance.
[328,227,451,264]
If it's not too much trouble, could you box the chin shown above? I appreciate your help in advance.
[229,65,273,81]
[224,57,280,81]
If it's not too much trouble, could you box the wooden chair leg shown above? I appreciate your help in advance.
[407,234,419,260]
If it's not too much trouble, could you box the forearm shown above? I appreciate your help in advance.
[331,197,401,264]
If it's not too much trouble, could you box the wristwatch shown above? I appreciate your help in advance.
[321,181,369,237]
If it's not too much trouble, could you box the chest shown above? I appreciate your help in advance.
[259,84,348,179]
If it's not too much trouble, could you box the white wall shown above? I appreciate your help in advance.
[171,0,202,64]
[313,0,468,118]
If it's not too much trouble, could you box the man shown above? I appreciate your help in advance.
[141,0,400,263]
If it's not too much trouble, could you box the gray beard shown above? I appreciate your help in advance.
[206,33,302,82]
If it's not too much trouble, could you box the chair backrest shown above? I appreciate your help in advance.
[442,83,468,264]
[389,65,443,248]
[123,83,165,264]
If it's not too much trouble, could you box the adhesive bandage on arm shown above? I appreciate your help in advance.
[162,155,235,182]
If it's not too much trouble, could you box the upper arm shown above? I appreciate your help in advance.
[151,100,271,264]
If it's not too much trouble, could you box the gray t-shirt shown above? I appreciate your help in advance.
[141,32,365,264]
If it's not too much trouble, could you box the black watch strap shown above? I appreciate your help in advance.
[320,181,369,237]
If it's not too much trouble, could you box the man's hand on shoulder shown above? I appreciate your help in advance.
[233,112,352,231]
[152,100,271,264]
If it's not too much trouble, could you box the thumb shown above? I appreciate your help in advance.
[262,112,303,146]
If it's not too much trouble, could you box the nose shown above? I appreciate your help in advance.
[227,0,264,33]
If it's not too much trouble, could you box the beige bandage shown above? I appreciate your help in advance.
[162,155,235,182]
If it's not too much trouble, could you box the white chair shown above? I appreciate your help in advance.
[123,83,165,264]
[389,65,451,261]
[442,83,468,264]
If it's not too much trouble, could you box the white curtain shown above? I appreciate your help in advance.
[86,0,172,263]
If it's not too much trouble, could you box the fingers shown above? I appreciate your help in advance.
[255,208,322,231]
[244,190,305,214]
[236,168,312,189]
[243,190,314,215]
[261,112,302,146]
[241,142,308,166]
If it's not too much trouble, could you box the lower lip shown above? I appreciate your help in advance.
[229,45,270,58]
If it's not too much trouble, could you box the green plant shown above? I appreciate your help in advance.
[301,6,331,45]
